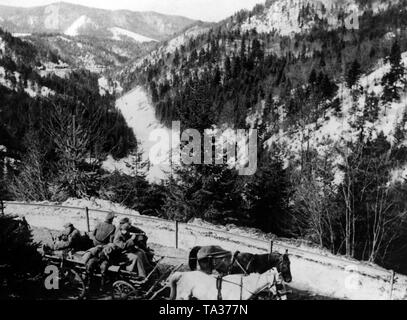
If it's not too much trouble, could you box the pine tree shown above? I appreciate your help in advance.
[46,104,102,199]
[382,40,406,103]
[173,48,180,67]
[10,131,50,201]
[346,59,361,88]
[224,56,232,80]
[245,154,291,235]
[309,69,317,86]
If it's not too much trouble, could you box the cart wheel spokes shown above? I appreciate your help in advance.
[112,281,137,300]
[60,268,86,300]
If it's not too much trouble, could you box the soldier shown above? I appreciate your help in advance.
[113,223,152,278]
[92,212,116,246]
[118,217,154,264]
[45,222,82,254]
[118,217,148,248]
[83,243,119,290]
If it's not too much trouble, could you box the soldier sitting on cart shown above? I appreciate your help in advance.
[118,217,154,263]
[114,222,153,278]
[92,212,116,246]
[43,222,82,255]
[83,243,120,290]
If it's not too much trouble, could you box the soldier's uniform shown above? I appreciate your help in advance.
[92,212,116,246]
[113,223,152,278]
[83,243,120,288]
[54,223,82,252]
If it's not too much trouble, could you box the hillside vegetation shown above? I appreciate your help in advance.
[2,0,407,275]
[117,0,407,273]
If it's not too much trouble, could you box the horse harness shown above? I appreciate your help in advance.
[197,250,254,275]
[228,251,253,275]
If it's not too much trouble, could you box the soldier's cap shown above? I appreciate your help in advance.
[119,217,130,225]
[120,223,131,231]
[105,212,116,221]
[63,222,73,228]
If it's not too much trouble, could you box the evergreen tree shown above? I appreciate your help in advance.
[0,215,43,299]
[309,69,317,85]
[10,131,50,201]
[382,40,406,103]
[245,154,291,235]
[346,59,361,88]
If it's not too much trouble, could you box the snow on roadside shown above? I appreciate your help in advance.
[6,197,407,300]
[5,198,141,233]
[4,197,386,264]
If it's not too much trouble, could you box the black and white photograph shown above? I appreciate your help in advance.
[0,0,407,306]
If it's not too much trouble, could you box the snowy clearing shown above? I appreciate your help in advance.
[64,15,95,36]
[103,86,171,182]
[110,27,158,43]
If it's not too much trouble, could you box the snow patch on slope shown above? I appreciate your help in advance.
[265,52,407,185]
[0,66,11,88]
[130,25,210,70]
[241,0,361,37]
[110,27,157,43]
[0,37,5,55]
[102,86,171,182]
[12,33,31,37]
[64,15,94,36]
[163,25,209,54]
[98,76,122,96]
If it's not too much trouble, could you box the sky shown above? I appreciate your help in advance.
[0,0,264,22]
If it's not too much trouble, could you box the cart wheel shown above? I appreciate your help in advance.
[112,281,138,300]
[60,268,86,300]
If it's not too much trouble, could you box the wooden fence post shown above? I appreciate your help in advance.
[175,221,179,249]
[389,270,395,300]
[270,240,274,253]
[85,207,90,233]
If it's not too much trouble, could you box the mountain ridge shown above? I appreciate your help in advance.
[0,2,205,42]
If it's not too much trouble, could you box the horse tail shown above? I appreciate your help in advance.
[168,272,183,300]
[188,246,202,271]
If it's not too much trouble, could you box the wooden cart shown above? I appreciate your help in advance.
[43,251,182,300]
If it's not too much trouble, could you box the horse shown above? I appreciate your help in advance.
[188,246,292,283]
[168,268,280,300]
[188,245,233,274]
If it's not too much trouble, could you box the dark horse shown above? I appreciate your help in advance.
[188,245,292,283]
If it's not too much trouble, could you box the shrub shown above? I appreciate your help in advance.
[0,215,44,299]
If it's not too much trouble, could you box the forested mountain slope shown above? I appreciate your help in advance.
[0,28,137,201]
[25,34,158,75]
[2,0,407,274]
[119,0,407,272]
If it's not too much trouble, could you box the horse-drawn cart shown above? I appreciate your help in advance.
[43,251,182,300]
